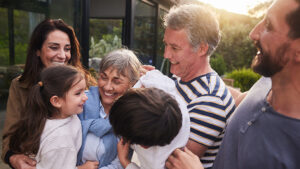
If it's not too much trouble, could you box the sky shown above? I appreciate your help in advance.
[197,0,270,15]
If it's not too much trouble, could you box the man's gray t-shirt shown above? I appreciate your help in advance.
[213,77,300,169]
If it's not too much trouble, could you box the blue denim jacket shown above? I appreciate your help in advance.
[77,86,118,168]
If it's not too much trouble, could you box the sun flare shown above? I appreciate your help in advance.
[197,0,270,15]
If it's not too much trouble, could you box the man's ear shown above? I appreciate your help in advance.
[50,95,62,108]
[197,43,209,57]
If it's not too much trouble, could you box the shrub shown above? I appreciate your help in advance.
[210,53,227,76]
[225,68,261,92]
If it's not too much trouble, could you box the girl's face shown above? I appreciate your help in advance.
[98,67,132,111]
[58,78,88,118]
[37,30,71,68]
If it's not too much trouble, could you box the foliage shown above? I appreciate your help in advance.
[225,68,261,92]
[155,9,167,70]
[0,65,23,90]
[89,19,122,58]
[89,35,122,58]
[0,47,9,65]
[248,0,273,18]
[212,11,259,73]
[210,53,226,76]
[88,67,98,79]
[160,58,171,77]
[0,8,30,66]
[0,8,10,66]
[89,19,122,42]
[132,16,156,65]
[15,43,28,64]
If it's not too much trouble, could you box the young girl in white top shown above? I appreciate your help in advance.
[6,65,95,169]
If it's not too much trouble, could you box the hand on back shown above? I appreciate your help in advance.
[140,65,155,76]
[78,161,99,169]
[117,138,131,168]
[10,154,36,169]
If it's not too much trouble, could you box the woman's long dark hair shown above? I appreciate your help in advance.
[7,65,83,155]
[19,19,96,88]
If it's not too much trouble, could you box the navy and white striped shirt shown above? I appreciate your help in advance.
[173,72,236,169]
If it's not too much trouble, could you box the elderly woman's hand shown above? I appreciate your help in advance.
[140,65,155,76]
[165,147,203,169]
[117,138,131,168]
[10,154,36,169]
[77,161,99,169]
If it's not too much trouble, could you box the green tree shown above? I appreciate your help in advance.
[212,10,259,72]
[248,1,273,18]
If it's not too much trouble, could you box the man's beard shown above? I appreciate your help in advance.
[251,41,289,77]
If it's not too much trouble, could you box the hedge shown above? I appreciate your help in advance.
[225,68,261,92]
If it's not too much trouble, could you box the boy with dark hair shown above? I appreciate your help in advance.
[109,70,190,169]
[110,88,182,147]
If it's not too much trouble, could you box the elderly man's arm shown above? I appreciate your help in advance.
[226,86,241,105]
[186,140,207,158]
[186,91,235,161]
[235,91,248,107]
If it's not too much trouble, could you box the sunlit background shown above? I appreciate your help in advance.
[197,0,271,15]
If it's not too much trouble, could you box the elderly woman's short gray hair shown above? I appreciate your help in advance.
[164,4,220,56]
[99,49,142,83]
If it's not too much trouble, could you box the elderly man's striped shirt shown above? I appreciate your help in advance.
[172,72,235,169]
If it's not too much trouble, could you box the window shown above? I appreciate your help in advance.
[133,0,156,65]
[0,8,9,66]
[89,19,123,58]
[156,8,170,75]
[14,10,45,64]
[0,9,45,111]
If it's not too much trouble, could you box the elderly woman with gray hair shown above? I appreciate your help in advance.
[77,48,142,169]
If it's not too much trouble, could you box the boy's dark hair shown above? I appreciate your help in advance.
[7,65,83,155]
[109,87,182,147]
